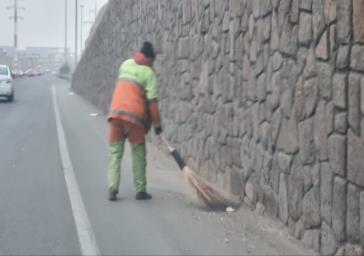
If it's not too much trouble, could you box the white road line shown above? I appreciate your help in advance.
[51,85,100,256]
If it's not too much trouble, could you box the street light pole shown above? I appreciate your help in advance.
[14,0,18,50]
[64,0,68,62]
[7,0,24,63]
[75,0,78,64]
[80,4,84,53]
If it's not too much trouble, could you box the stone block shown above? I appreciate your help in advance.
[336,45,350,70]
[256,202,266,215]
[257,72,267,102]
[314,102,328,162]
[348,73,361,135]
[321,163,333,225]
[317,62,333,101]
[222,12,230,32]
[298,12,312,45]
[247,70,257,102]
[302,164,319,195]
[353,0,364,43]
[305,80,320,119]
[302,186,321,229]
[271,11,279,51]
[299,118,316,165]
[271,155,280,194]
[328,134,346,176]
[245,178,256,205]
[271,109,282,145]
[332,73,347,110]
[270,71,281,110]
[288,158,303,221]
[262,15,271,42]
[333,176,347,243]
[281,86,294,119]
[253,0,272,18]
[182,0,192,24]
[321,222,338,256]
[223,33,231,55]
[280,20,298,57]
[300,0,313,11]
[277,152,292,174]
[177,37,191,59]
[330,25,337,58]
[334,112,347,134]
[294,77,305,121]
[347,184,360,243]
[316,29,329,60]
[348,131,364,187]
[351,45,364,71]
[361,192,364,246]
[259,121,271,150]
[277,116,299,154]
[337,0,352,44]
[361,77,364,114]
[303,229,320,253]
[304,48,317,79]
[279,173,288,224]
[325,0,337,24]
[272,52,283,71]
[290,0,299,24]
[312,0,326,42]
[294,216,305,239]
[231,138,241,165]
[264,190,279,218]
[327,104,334,137]
[200,10,210,35]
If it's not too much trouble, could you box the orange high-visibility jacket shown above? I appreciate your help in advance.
[108,53,161,132]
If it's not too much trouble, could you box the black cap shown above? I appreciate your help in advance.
[140,41,156,61]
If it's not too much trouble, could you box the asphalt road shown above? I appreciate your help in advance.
[0,76,314,255]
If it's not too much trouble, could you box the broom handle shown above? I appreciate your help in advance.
[160,135,186,171]
[160,135,174,151]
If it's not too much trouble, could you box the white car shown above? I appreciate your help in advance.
[0,65,14,102]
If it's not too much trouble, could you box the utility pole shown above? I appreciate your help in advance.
[64,0,68,62]
[7,0,24,63]
[75,0,78,64]
[80,4,84,53]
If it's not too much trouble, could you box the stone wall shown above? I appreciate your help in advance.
[72,0,364,254]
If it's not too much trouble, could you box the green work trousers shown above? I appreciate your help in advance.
[108,141,147,193]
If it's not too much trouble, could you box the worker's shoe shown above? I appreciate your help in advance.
[108,188,118,201]
[135,191,152,200]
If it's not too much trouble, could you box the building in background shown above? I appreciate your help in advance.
[0,46,71,72]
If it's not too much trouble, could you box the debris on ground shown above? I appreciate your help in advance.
[68,92,74,96]
[226,206,235,213]
[89,113,99,117]
[224,238,230,244]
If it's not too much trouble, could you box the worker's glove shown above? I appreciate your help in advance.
[154,126,162,135]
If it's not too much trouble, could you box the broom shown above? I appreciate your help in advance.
[160,136,240,211]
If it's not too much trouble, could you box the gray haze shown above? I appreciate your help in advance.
[0,0,108,52]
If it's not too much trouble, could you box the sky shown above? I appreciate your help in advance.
[0,0,108,53]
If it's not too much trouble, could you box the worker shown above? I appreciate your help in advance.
[107,41,162,201]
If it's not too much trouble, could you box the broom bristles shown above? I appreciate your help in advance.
[182,166,240,211]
